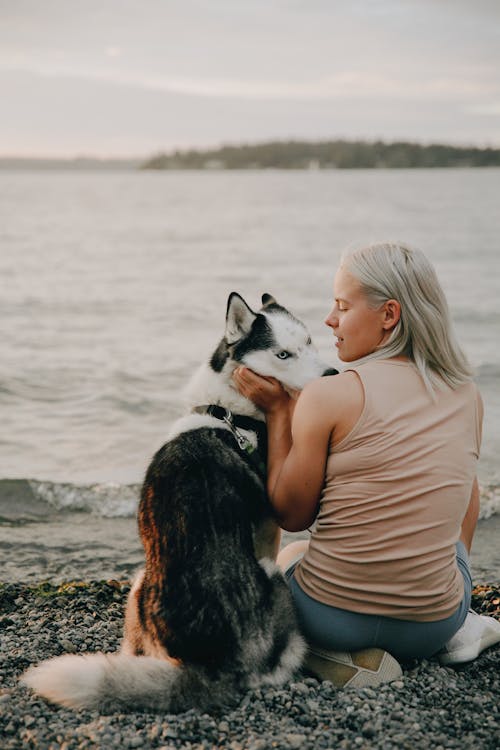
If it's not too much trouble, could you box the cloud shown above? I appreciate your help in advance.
[1,67,498,157]
[3,62,499,104]
[0,0,499,153]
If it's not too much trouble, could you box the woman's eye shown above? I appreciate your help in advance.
[276,351,291,360]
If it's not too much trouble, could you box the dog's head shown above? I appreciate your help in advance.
[212,292,337,390]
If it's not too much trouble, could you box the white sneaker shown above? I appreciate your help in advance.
[438,610,500,665]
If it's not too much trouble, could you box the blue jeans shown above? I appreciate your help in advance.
[285,541,472,661]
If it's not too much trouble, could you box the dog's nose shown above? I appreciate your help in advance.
[322,367,339,377]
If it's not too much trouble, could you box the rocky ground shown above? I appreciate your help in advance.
[0,580,499,750]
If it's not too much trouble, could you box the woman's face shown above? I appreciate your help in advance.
[324,266,395,362]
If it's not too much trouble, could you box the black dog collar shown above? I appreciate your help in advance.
[193,404,265,439]
[192,404,267,475]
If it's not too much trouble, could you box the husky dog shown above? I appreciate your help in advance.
[23,293,336,713]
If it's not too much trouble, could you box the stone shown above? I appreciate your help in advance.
[285,734,307,748]
[58,638,77,653]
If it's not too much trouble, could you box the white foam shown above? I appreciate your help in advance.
[479,485,500,520]
[24,480,500,522]
[29,480,139,518]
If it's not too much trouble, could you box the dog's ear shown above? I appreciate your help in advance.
[261,293,277,308]
[225,292,257,344]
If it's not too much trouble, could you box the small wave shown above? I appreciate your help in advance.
[29,481,500,521]
[478,485,500,521]
[1,478,499,522]
[28,480,140,518]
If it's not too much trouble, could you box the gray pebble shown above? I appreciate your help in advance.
[58,638,77,653]
[127,737,144,748]
[285,733,307,748]
[292,682,310,695]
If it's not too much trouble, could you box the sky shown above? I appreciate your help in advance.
[1,0,499,157]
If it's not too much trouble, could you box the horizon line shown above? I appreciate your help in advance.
[2,136,500,162]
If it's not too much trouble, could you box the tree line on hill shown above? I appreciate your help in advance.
[2,141,499,171]
[142,140,500,170]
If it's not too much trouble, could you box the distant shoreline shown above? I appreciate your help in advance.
[0,157,142,171]
[3,164,500,172]
[2,138,500,171]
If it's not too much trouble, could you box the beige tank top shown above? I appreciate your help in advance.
[294,359,482,621]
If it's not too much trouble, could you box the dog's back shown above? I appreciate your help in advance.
[138,426,273,669]
[23,427,305,712]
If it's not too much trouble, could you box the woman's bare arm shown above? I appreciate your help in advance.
[233,368,334,531]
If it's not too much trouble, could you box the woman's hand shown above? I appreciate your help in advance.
[232,366,291,415]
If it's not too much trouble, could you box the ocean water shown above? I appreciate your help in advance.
[1,168,499,581]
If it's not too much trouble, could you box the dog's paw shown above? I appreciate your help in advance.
[258,557,281,578]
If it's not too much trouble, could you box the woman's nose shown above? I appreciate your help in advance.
[325,308,338,328]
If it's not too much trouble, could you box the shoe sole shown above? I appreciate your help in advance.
[304,647,402,688]
[438,630,500,665]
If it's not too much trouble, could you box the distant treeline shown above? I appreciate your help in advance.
[142,140,500,170]
[3,142,500,171]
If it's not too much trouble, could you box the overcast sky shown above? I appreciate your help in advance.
[1,0,499,157]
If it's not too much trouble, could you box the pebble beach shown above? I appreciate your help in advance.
[1,580,499,750]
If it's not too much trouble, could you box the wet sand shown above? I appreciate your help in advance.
[1,513,499,585]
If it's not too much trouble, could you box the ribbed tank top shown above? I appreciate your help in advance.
[294,359,482,621]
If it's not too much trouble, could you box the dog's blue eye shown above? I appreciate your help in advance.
[276,351,291,360]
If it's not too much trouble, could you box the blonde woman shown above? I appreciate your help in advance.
[234,242,500,688]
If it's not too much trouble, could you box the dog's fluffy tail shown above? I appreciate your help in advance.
[22,652,238,713]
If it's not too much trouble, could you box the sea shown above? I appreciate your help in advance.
[1,168,499,583]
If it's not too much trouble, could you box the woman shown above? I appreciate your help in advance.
[233,242,500,688]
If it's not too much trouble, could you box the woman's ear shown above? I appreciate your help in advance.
[382,299,401,330]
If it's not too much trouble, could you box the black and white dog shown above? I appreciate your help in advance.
[23,293,336,713]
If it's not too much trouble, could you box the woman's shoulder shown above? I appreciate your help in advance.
[454,379,483,416]
[299,369,364,416]
[303,368,362,394]
[297,372,364,446]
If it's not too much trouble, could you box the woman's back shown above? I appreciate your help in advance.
[295,358,482,621]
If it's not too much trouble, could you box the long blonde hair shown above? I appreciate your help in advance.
[341,242,474,391]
